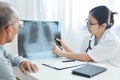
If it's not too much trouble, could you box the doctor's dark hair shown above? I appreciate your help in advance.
[89,5,117,29]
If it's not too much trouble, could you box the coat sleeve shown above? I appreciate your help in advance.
[3,49,28,67]
[88,41,120,62]
[0,59,16,80]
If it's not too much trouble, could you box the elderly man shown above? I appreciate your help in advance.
[0,2,38,80]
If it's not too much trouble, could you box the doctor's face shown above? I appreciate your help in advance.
[86,14,100,35]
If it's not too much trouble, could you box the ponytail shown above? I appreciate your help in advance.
[109,12,118,27]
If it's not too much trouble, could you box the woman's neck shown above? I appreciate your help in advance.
[95,30,105,45]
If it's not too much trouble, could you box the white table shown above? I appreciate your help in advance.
[14,57,120,80]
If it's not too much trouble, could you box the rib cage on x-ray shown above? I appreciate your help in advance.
[18,21,60,60]
[42,22,52,42]
[29,22,39,44]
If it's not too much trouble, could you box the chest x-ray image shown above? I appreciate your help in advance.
[18,20,60,60]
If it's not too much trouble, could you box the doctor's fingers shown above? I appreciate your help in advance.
[51,41,61,51]
[52,48,57,54]
[50,41,58,47]
[56,38,66,45]
[56,38,64,44]
[52,46,58,51]
[52,46,60,52]
[52,48,60,55]
[56,38,61,42]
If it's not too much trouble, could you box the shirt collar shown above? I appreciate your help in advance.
[90,29,109,46]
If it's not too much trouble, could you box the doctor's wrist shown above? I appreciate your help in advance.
[58,51,65,57]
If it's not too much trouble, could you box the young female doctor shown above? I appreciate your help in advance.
[51,5,120,67]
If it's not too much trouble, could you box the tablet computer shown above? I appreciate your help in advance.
[72,64,107,78]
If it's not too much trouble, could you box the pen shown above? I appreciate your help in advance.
[62,59,75,62]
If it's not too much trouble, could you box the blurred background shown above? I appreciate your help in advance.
[1,0,119,59]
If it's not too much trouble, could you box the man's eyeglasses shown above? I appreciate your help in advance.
[10,24,23,29]
[18,24,23,29]
[85,19,99,27]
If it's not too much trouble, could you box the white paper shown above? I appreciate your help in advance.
[42,60,87,70]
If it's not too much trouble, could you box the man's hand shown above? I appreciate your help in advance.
[20,61,39,74]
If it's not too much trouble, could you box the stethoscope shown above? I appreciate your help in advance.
[85,34,93,53]
[85,29,109,53]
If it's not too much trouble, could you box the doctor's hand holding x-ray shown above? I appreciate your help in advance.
[51,5,120,68]
[51,38,93,62]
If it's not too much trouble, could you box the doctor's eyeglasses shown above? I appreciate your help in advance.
[85,19,99,27]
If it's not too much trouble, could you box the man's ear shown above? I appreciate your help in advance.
[5,26,12,35]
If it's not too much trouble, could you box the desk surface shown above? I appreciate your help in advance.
[27,57,120,80]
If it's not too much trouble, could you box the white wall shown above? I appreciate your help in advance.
[1,0,120,55]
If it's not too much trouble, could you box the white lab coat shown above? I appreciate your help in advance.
[80,30,120,67]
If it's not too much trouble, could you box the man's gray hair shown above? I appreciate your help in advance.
[0,2,18,30]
